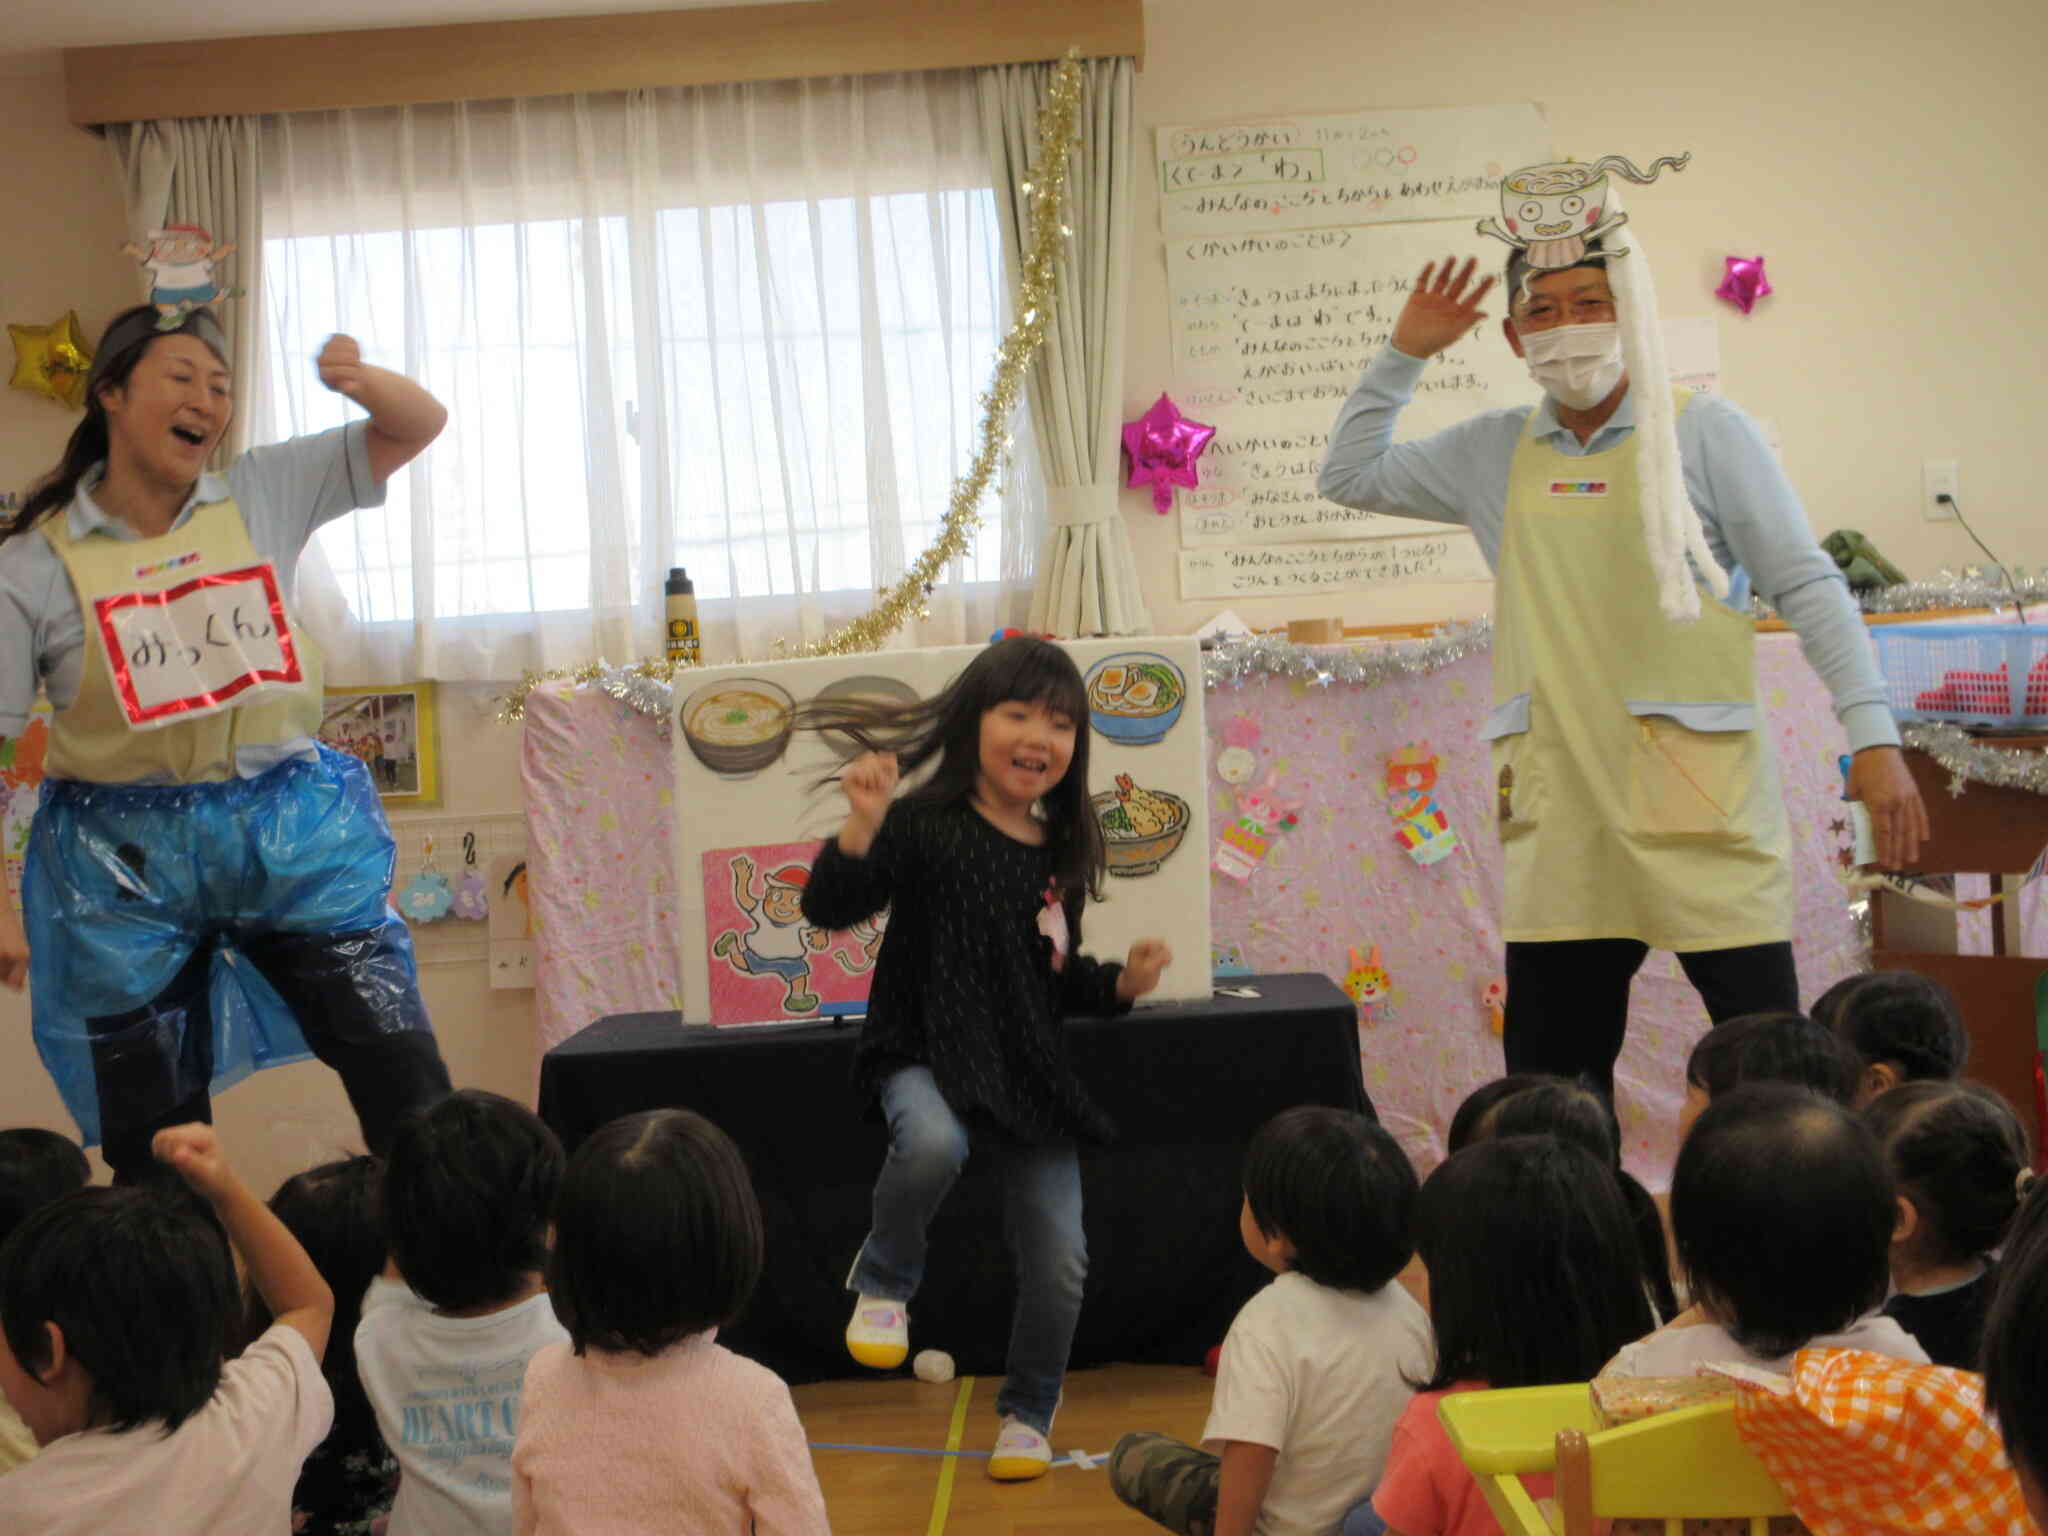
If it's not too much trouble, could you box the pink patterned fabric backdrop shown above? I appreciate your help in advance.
[522,632,1894,1185]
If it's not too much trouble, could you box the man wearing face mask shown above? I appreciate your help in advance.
[1316,247,1928,1098]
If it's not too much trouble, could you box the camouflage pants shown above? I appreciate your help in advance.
[1109,1432,1220,1536]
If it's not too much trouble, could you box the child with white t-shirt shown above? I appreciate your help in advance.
[1110,1106,1432,1536]
[0,1124,335,1536]
[357,1091,568,1536]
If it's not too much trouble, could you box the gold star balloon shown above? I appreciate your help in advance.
[8,310,94,410]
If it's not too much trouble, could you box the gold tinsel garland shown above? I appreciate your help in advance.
[496,53,1088,726]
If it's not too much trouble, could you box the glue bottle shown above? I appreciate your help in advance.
[665,567,700,667]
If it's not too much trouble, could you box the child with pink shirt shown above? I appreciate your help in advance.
[1371,1136,1654,1536]
[511,1109,829,1535]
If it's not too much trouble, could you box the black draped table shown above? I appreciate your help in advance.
[538,972,1370,1384]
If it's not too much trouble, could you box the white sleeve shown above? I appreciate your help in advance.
[236,1322,337,1464]
[1201,1306,1291,1453]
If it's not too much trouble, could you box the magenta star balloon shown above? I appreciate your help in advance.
[1122,394,1216,514]
[1716,254,1773,315]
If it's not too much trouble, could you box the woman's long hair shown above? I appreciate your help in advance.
[794,635,1107,901]
[2,305,229,551]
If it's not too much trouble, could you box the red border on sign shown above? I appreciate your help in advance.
[94,563,304,725]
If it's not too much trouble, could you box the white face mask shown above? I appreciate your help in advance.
[1518,320,1624,410]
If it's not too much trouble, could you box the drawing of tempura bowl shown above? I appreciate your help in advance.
[1090,787,1191,877]
[812,673,920,760]
[680,677,795,775]
[1084,652,1188,745]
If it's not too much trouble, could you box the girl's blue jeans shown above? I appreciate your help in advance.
[850,1064,1085,1437]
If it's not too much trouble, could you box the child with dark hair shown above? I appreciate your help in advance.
[1814,969,1969,1106]
[797,635,1172,1479]
[248,1156,397,1535]
[357,1090,567,1535]
[1864,1080,2030,1368]
[512,1108,826,1533]
[1481,1078,1679,1322]
[0,1126,90,1471]
[1678,1010,1857,1138]
[1982,1177,2048,1528]
[1604,1083,1926,1376]
[1442,1072,1555,1156]
[1110,1107,1430,1536]
[0,1124,333,1534]
[1372,1136,1653,1536]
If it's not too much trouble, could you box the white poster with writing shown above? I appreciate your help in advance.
[1180,533,1491,601]
[1169,220,1537,551]
[1156,104,1548,238]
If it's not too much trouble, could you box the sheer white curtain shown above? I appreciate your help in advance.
[253,71,1040,682]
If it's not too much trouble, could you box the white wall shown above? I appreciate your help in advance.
[1123,0,2048,633]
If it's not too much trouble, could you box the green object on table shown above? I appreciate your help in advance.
[1822,529,1908,591]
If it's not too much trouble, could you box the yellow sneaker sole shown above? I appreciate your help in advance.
[846,1335,907,1370]
[987,1452,1051,1482]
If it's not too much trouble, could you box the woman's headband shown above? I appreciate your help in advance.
[88,307,230,396]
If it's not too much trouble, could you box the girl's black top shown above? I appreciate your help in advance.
[801,797,1126,1144]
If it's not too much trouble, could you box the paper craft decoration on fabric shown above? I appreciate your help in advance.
[1094,776,1193,877]
[1716,254,1774,315]
[1215,714,1261,785]
[704,842,886,1024]
[123,226,241,328]
[1482,977,1506,1036]
[1342,944,1393,1026]
[7,310,93,408]
[1121,394,1215,514]
[1480,150,1723,624]
[1212,766,1302,882]
[1383,742,1460,865]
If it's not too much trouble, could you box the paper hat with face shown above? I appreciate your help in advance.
[1480,152,1724,622]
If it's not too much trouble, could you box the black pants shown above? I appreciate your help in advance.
[1502,937,1799,1100]
[87,925,453,1182]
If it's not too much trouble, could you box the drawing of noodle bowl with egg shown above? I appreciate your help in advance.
[1091,775,1191,877]
[1083,653,1187,745]
[680,677,795,775]
[1476,152,1690,274]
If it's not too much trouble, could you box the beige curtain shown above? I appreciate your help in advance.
[106,119,264,458]
[979,58,1149,637]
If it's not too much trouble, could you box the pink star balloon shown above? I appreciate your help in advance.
[1716,254,1773,315]
[1122,394,1216,514]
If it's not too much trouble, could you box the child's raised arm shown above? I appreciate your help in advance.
[154,1124,334,1360]
[801,750,902,930]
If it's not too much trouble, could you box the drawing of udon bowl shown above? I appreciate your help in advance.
[1089,786,1191,877]
[812,673,920,760]
[1084,653,1188,745]
[680,677,795,775]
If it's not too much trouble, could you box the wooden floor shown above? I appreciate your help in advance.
[795,1362,1213,1535]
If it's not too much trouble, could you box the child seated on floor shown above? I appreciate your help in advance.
[1864,1079,2030,1369]
[1983,1175,2048,1530]
[1813,969,1970,1106]
[1678,1011,1858,1138]
[357,1090,567,1536]
[1372,1135,1655,1536]
[1603,1083,1929,1378]
[1110,1106,1431,1536]
[250,1155,398,1535]
[0,1127,90,1473]
[513,1107,828,1534]
[0,1124,334,1535]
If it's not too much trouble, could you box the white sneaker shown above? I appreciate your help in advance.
[845,1294,909,1369]
[988,1415,1052,1481]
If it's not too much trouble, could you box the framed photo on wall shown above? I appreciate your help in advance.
[319,684,440,807]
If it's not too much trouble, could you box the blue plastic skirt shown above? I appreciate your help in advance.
[22,744,423,1145]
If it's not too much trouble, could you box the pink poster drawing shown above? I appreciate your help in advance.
[703,841,887,1025]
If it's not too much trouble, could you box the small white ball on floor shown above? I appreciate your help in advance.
[913,1349,955,1383]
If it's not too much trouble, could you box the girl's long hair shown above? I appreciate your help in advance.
[2,305,229,551]
[794,635,1106,901]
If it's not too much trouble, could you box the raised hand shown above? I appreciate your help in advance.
[153,1122,235,1200]
[841,751,901,833]
[1390,257,1497,360]
[316,334,367,400]
[1116,938,1173,1001]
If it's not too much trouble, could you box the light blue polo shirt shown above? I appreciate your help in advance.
[1317,346,1900,754]
[0,420,382,775]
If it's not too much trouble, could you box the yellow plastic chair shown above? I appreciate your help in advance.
[1438,1382,1798,1536]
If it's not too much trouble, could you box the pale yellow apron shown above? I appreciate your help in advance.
[1482,389,1792,951]
[42,498,325,784]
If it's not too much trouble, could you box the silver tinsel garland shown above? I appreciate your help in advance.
[1201,620,1493,689]
[1751,570,2048,621]
[1900,721,2048,798]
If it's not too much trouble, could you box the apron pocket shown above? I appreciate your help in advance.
[1624,702,1758,842]
[1481,692,1539,836]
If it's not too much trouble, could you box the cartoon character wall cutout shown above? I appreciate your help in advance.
[124,226,242,328]
[1343,944,1393,1027]
[1384,743,1460,866]
[703,843,890,1023]
[1212,767,1302,882]
[710,854,829,1013]
[1476,153,1690,279]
